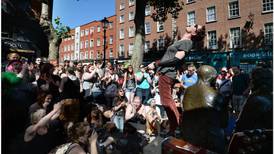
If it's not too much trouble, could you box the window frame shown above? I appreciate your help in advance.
[262,0,273,13]
[119,44,125,57]
[97,26,101,32]
[120,15,125,23]
[145,5,151,16]
[85,40,89,48]
[264,23,273,45]
[120,2,125,10]
[90,27,94,34]
[85,29,89,36]
[85,51,89,59]
[120,28,125,39]
[129,11,134,21]
[157,36,165,50]
[109,48,113,58]
[157,21,164,32]
[80,41,84,49]
[186,0,195,4]
[90,39,94,47]
[97,38,101,47]
[229,27,241,48]
[207,31,218,49]
[187,11,196,26]
[206,6,217,22]
[129,0,135,6]
[144,41,150,53]
[228,1,240,19]
[128,43,134,56]
[90,50,94,59]
[109,35,113,45]
[145,22,151,34]
[81,30,84,37]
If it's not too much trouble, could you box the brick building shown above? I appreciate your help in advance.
[59,0,272,63]
[115,0,176,59]
[115,0,273,58]
[59,15,116,63]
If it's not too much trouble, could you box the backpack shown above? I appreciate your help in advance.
[104,83,118,98]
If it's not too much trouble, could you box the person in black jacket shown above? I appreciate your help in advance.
[236,67,273,131]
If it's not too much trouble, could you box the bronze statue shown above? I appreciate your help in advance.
[183,65,218,111]
[180,65,228,153]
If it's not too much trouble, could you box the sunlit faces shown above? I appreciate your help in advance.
[7,53,20,61]
[43,94,52,108]
[133,96,141,108]
[119,89,125,96]
[77,63,83,69]
[186,24,202,35]
[35,58,42,65]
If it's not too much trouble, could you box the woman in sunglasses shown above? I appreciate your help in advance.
[148,24,205,136]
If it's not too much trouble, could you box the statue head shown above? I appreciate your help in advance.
[197,65,217,85]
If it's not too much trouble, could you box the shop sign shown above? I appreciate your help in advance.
[240,51,272,60]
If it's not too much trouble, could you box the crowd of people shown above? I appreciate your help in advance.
[2,23,272,154]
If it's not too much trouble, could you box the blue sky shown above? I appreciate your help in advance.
[52,0,115,29]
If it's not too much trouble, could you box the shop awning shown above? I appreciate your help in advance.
[2,37,36,54]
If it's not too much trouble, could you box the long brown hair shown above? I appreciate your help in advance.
[191,25,206,42]
[67,122,90,144]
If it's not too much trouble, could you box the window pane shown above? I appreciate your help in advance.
[207,6,216,22]
[264,23,273,45]
[145,5,151,16]
[187,11,196,26]
[208,31,217,49]
[263,0,273,12]
[120,29,124,39]
[229,1,239,18]
[145,22,151,34]
[157,22,164,32]
[230,27,241,48]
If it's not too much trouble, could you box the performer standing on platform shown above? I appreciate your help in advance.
[148,24,205,135]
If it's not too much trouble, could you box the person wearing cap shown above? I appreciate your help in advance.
[216,67,232,102]
[147,24,206,136]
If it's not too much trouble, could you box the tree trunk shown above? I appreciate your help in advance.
[130,0,146,72]
[40,2,49,25]
[40,1,59,61]
[48,25,61,61]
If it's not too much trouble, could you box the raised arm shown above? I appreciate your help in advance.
[125,103,136,121]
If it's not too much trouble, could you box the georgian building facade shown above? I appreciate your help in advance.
[59,0,272,63]
[59,15,116,63]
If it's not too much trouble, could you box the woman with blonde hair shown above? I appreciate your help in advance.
[24,102,65,154]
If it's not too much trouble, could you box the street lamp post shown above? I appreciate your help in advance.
[101,17,109,69]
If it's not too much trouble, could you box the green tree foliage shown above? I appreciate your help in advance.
[53,17,71,39]
[148,0,184,22]
[130,0,184,71]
